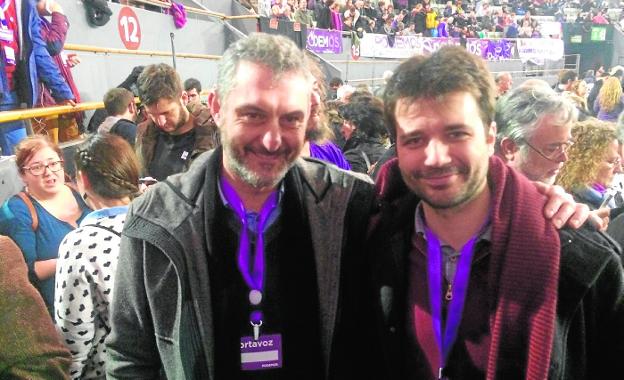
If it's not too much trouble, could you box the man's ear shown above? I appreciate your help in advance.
[180,91,189,106]
[208,91,221,125]
[500,137,520,162]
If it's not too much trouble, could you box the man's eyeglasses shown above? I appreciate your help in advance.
[521,139,574,162]
[22,160,64,176]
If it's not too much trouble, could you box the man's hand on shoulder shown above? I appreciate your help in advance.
[534,182,590,229]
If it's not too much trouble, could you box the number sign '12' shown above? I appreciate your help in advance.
[118,7,142,50]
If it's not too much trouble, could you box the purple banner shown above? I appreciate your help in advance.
[306,28,343,54]
[466,38,513,61]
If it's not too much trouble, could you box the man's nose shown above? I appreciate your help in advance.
[424,139,451,167]
[262,122,282,153]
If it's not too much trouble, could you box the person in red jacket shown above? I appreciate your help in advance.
[36,0,82,143]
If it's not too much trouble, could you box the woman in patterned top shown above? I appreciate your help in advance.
[54,133,140,379]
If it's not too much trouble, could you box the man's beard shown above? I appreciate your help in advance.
[222,128,297,189]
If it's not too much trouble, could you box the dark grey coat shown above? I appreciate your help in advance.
[105,148,380,379]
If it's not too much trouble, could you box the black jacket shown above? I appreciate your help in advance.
[367,169,624,379]
[343,136,387,174]
[106,149,383,379]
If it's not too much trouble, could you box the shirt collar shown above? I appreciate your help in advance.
[413,201,491,247]
[80,205,129,226]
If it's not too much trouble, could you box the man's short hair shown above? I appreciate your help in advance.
[558,69,577,85]
[495,72,511,84]
[340,94,386,138]
[329,77,344,88]
[184,77,202,93]
[216,33,312,102]
[137,63,183,106]
[103,88,134,116]
[495,84,577,151]
[383,46,495,141]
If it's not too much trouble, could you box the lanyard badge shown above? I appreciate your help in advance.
[425,228,478,380]
[220,175,283,371]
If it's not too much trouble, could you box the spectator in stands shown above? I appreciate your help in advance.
[36,0,83,143]
[519,15,535,37]
[424,4,438,36]
[555,69,578,93]
[55,133,139,380]
[315,0,333,29]
[87,66,145,134]
[364,17,377,32]
[106,33,381,379]
[0,235,71,378]
[371,45,624,380]
[340,94,387,174]
[330,0,343,30]
[495,71,513,98]
[294,0,315,26]
[98,88,138,146]
[594,76,624,122]
[411,3,426,34]
[557,120,622,210]
[592,8,610,24]
[0,135,91,315]
[496,82,577,184]
[443,1,454,17]
[0,0,74,155]
[437,16,449,36]
[361,0,376,21]
[184,77,202,106]
[505,13,520,37]
[135,63,219,181]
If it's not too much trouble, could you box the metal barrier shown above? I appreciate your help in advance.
[64,43,221,60]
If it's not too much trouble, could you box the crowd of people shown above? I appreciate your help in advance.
[0,0,83,156]
[256,0,622,38]
[0,31,623,379]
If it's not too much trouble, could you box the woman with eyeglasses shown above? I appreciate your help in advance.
[556,120,623,214]
[54,133,139,379]
[0,135,91,315]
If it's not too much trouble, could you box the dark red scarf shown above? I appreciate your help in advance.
[375,155,560,379]
[486,155,560,379]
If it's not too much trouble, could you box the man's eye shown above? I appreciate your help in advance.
[403,136,423,146]
[283,115,303,125]
[448,131,469,139]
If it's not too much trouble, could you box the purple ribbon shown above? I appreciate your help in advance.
[220,176,278,322]
[425,228,478,379]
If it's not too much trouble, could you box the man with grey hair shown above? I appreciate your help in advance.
[494,71,513,97]
[106,33,380,378]
[495,82,578,184]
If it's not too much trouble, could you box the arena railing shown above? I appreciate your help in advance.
[129,0,259,20]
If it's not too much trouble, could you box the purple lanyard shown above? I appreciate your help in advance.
[425,228,478,379]
[220,176,278,325]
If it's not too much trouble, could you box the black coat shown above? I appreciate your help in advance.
[343,135,387,174]
[367,168,624,379]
